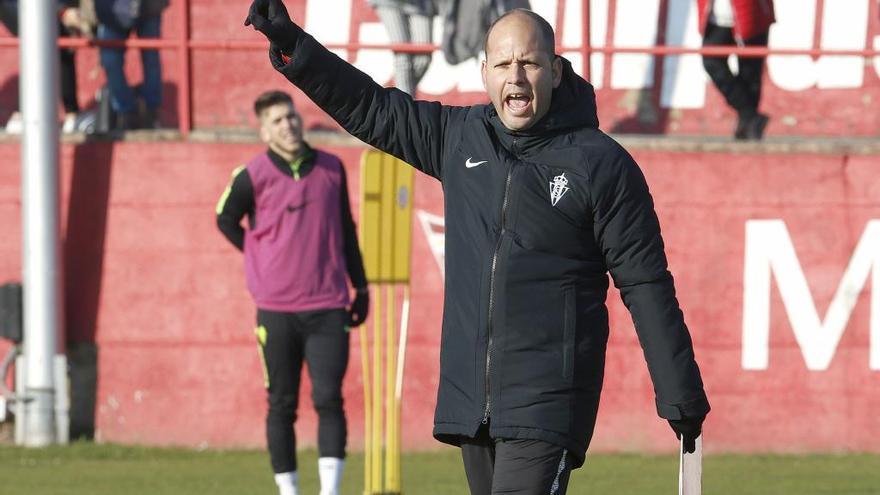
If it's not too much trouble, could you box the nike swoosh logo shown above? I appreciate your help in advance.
[465,157,488,168]
[286,202,307,213]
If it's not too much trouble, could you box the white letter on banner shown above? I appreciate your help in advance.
[767,0,818,90]
[768,0,870,90]
[305,0,352,60]
[660,0,706,108]
[815,0,869,89]
[742,220,880,371]
[530,0,558,29]
[610,0,660,89]
[353,22,394,87]
[561,0,588,85]
[873,35,880,79]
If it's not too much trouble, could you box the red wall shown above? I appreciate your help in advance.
[0,138,878,453]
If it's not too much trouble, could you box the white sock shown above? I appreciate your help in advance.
[274,471,299,495]
[318,457,345,495]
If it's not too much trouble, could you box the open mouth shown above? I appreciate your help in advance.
[504,93,532,116]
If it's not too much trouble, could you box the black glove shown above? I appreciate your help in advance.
[244,0,302,51]
[348,289,369,327]
[668,416,704,454]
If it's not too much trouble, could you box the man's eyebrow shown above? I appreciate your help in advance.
[495,55,539,65]
[490,53,513,63]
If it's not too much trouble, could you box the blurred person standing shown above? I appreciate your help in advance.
[0,0,95,134]
[437,0,530,65]
[58,0,95,132]
[94,0,168,130]
[698,0,775,140]
[369,0,434,96]
[216,91,369,495]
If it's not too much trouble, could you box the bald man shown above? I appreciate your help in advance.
[246,3,710,494]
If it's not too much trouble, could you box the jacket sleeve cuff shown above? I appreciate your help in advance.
[268,25,312,74]
[269,44,292,71]
[655,394,710,420]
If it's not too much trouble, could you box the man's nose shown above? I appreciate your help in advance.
[507,64,527,83]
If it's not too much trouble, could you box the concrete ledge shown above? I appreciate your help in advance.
[612,135,880,155]
[2,128,880,154]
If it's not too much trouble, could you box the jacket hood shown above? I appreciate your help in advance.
[489,56,599,138]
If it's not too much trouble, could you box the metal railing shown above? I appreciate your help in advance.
[0,0,878,138]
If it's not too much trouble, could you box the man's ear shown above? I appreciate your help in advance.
[259,124,270,144]
[552,56,563,89]
[481,58,488,91]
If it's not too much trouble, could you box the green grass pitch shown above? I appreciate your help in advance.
[1,442,878,494]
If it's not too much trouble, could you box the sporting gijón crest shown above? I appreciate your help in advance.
[549,172,569,207]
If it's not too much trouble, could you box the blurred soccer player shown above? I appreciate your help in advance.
[246,3,709,494]
[216,91,369,495]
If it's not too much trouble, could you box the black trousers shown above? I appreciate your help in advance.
[59,46,79,114]
[702,22,769,118]
[0,3,79,114]
[256,308,349,473]
[460,426,574,495]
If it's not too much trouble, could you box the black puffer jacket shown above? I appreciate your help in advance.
[270,31,709,467]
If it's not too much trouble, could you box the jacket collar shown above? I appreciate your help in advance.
[267,144,316,178]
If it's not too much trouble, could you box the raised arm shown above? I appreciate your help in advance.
[245,0,461,180]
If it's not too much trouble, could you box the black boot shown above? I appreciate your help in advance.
[140,107,159,129]
[744,113,769,140]
[117,111,141,131]
[735,111,769,141]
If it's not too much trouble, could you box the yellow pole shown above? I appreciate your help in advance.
[371,285,383,493]
[384,284,398,492]
[392,284,410,492]
[358,150,414,494]
[359,149,372,495]
[360,294,373,495]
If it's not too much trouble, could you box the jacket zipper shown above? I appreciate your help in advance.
[483,143,515,425]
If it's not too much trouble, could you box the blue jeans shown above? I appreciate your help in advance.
[98,16,162,114]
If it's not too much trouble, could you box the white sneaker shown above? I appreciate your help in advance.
[62,113,77,134]
[76,111,97,134]
[5,112,22,134]
[62,111,96,134]
[274,471,299,495]
[318,457,345,495]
